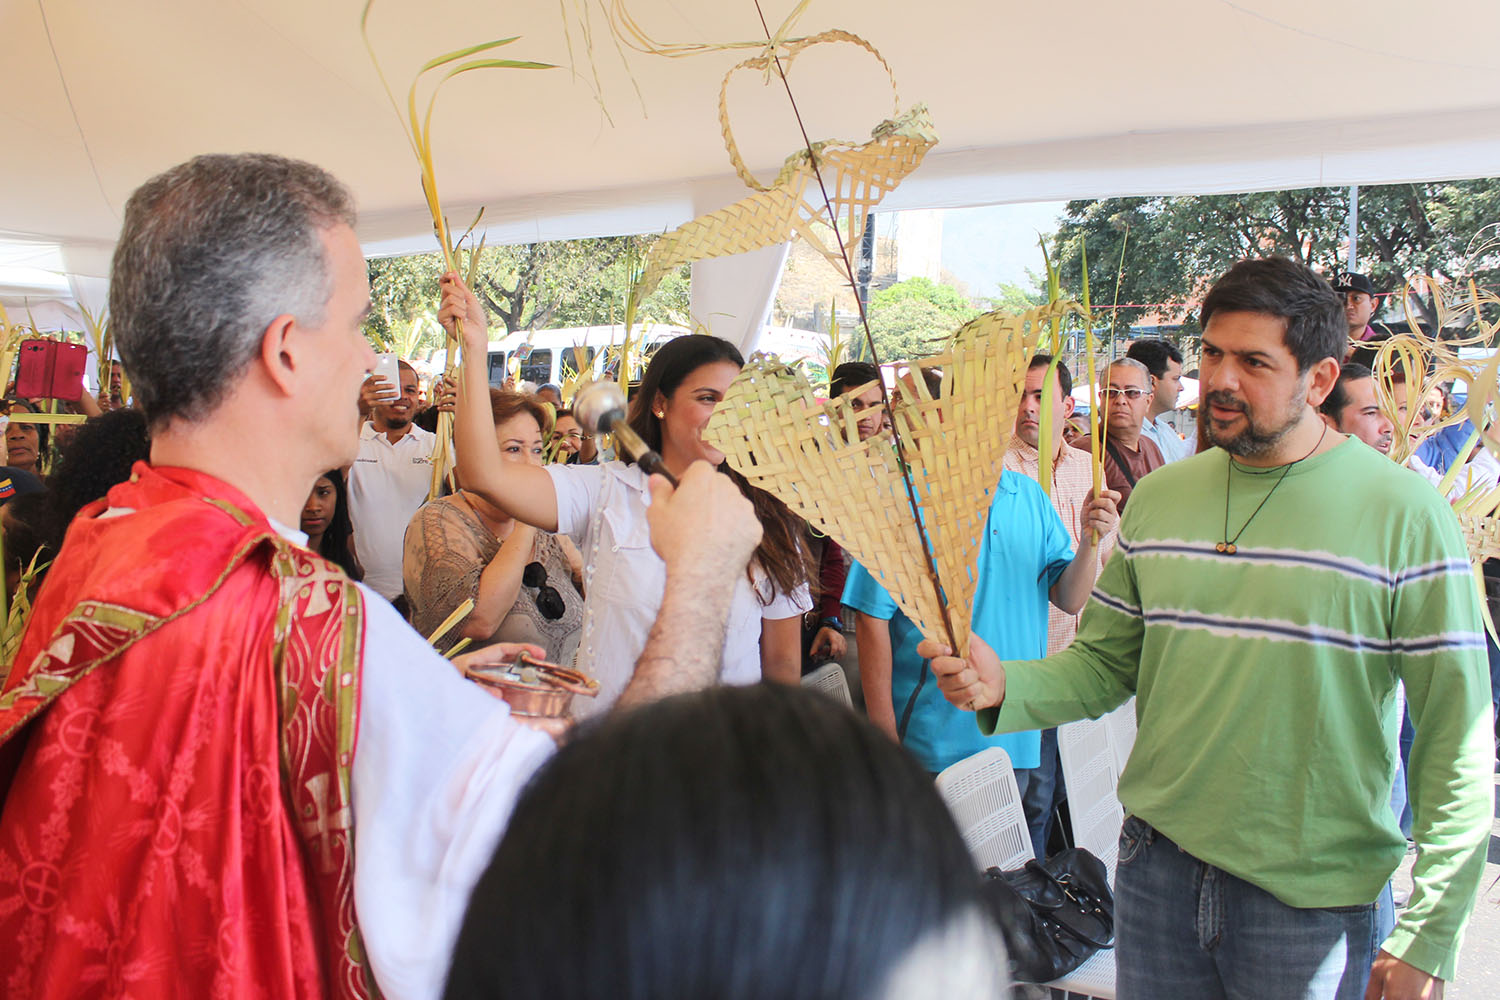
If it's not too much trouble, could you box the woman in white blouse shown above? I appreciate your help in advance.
[445,276,814,716]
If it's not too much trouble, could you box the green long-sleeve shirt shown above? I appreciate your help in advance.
[980,438,1494,981]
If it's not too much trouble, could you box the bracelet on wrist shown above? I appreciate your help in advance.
[819,616,844,633]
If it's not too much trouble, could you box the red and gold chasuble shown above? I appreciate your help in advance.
[0,464,375,999]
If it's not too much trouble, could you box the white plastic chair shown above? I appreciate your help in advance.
[800,662,852,707]
[1047,699,1138,1000]
[938,747,1115,999]
[1103,700,1137,778]
[935,747,1033,870]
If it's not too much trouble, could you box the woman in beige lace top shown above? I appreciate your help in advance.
[403,390,584,662]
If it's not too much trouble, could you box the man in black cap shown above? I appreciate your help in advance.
[1334,270,1391,367]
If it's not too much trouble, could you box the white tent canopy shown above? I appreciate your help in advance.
[6,0,1500,340]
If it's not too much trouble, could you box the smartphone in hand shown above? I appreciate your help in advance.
[371,353,401,401]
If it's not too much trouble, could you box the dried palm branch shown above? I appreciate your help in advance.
[425,596,476,653]
[361,1,554,498]
[0,549,49,681]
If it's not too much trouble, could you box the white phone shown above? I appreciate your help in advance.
[371,353,400,401]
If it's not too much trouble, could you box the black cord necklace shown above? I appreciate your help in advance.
[1218,422,1329,555]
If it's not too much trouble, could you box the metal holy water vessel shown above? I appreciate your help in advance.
[572,380,678,486]
[466,653,599,718]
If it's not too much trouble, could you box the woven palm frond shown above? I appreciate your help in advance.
[704,301,1079,653]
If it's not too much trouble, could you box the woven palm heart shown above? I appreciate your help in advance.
[703,302,1077,655]
[627,28,937,312]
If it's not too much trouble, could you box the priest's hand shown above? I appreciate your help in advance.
[918,634,1006,713]
[646,461,761,577]
[616,464,762,711]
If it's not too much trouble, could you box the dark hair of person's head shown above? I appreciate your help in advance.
[1197,257,1345,373]
[1319,362,1373,420]
[489,387,552,436]
[445,683,992,1000]
[1125,338,1184,380]
[1028,354,1073,398]
[624,336,814,602]
[109,153,357,429]
[42,408,151,554]
[7,399,51,464]
[311,468,361,581]
[3,492,60,583]
[915,366,943,399]
[830,361,881,398]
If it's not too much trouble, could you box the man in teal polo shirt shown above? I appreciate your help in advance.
[845,466,1117,838]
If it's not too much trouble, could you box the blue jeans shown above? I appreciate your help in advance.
[1115,816,1378,1000]
[1019,727,1063,860]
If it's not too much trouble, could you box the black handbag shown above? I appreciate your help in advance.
[978,847,1115,984]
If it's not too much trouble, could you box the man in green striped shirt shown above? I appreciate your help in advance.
[925,258,1492,1000]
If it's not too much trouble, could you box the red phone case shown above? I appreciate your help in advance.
[14,340,87,401]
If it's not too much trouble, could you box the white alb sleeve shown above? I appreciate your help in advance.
[350,584,555,1000]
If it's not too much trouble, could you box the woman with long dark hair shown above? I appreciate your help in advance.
[446,277,813,716]
[300,468,363,581]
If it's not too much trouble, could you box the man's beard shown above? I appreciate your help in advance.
[383,413,411,430]
[1203,381,1307,459]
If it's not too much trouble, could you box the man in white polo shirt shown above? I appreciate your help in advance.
[350,359,436,600]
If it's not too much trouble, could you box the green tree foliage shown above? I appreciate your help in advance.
[366,254,445,353]
[865,277,980,361]
[364,235,691,353]
[986,276,1047,314]
[1051,180,1500,336]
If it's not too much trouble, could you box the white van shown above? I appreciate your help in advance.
[484,324,690,388]
[484,324,834,389]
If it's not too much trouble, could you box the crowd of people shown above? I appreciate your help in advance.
[0,152,1492,1000]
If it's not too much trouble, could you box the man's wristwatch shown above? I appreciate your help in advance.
[819,616,843,633]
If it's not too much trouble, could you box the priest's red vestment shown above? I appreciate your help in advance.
[0,464,374,999]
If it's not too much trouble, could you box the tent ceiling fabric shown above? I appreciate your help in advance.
[5,0,1500,289]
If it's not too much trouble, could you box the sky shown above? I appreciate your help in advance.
[939,201,1067,300]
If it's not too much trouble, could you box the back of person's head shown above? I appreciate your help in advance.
[1198,257,1344,373]
[1319,362,1373,420]
[1125,338,1183,381]
[3,492,60,590]
[46,409,151,533]
[445,684,1006,1000]
[109,153,357,428]
[830,361,880,398]
[1028,353,1073,398]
